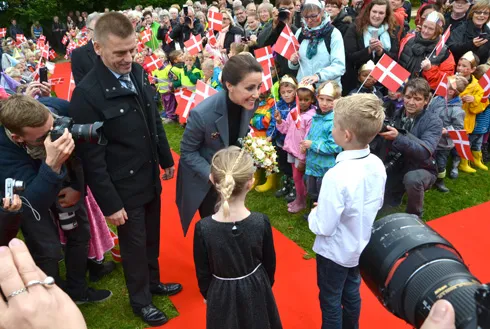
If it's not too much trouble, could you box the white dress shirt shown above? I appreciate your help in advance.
[308,147,387,268]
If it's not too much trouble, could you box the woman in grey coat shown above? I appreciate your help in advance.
[176,54,263,235]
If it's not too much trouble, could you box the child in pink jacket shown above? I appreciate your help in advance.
[275,83,317,213]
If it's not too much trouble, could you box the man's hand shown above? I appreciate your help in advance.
[2,194,22,212]
[45,129,75,174]
[25,82,52,98]
[162,166,175,180]
[420,299,455,329]
[105,208,128,226]
[57,187,81,208]
[379,126,399,140]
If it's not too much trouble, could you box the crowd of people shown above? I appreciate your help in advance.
[1,0,490,328]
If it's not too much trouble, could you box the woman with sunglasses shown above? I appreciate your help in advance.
[288,0,346,88]
[342,0,399,95]
[447,0,490,64]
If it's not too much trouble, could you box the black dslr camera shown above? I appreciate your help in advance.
[51,116,107,145]
[278,8,291,22]
[360,213,490,329]
[4,178,24,200]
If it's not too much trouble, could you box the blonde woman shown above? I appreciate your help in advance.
[217,10,245,53]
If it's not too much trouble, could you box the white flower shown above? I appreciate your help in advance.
[272,153,277,161]
[252,142,257,149]
[255,149,265,160]
[263,158,272,167]
[257,138,266,146]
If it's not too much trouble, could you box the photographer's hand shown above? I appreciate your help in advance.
[420,300,455,329]
[106,208,128,226]
[2,195,22,212]
[162,166,175,180]
[379,126,399,141]
[44,129,75,174]
[39,82,52,97]
[57,187,81,208]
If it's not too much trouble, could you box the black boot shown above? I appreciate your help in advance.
[284,180,296,203]
[88,259,117,282]
[482,143,489,163]
[434,178,450,193]
[275,175,290,198]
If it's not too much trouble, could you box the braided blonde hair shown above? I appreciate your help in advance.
[211,146,255,218]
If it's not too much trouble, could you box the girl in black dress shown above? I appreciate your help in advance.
[193,146,283,329]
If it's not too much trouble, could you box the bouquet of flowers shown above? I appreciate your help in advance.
[241,135,279,175]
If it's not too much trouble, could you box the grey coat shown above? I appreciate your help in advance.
[176,91,256,235]
[428,96,465,150]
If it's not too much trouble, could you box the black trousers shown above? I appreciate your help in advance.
[198,187,219,219]
[118,197,161,311]
[21,203,91,298]
[276,146,292,178]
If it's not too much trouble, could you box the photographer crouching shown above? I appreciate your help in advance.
[0,95,111,303]
[379,78,443,218]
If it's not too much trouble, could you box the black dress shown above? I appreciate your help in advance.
[193,212,282,329]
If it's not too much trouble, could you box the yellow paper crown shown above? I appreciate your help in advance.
[461,51,476,67]
[318,82,337,97]
[297,82,315,93]
[359,60,375,73]
[280,74,297,87]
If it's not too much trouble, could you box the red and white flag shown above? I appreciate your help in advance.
[248,125,258,137]
[447,130,473,161]
[254,46,275,71]
[62,35,69,45]
[260,65,273,93]
[478,69,490,103]
[184,34,203,55]
[38,35,46,43]
[175,88,196,124]
[49,49,57,60]
[77,37,88,47]
[143,54,164,72]
[206,29,217,47]
[165,29,173,44]
[16,34,26,44]
[37,39,45,49]
[195,80,218,103]
[435,26,451,56]
[67,73,76,100]
[371,54,410,93]
[174,88,184,104]
[290,95,301,129]
[137,41,144,53]
[140,29,152,43]
[49,77,64,86]
[434,73,448,97]
[273,24,299,61]
[41,44,50,60]
[207,11,223,32]
[0,28,6,38]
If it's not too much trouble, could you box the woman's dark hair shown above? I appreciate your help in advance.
[356,0,396,37]
[415,4,443,26]
[403,78,431,101]
[221,53,263,90]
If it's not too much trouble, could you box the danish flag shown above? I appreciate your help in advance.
[174,88,185,104]
[184,34,203,55]
[273,24,300,61]
[140,28,152,43]
[175,88,196,124]
[478,69,490,102]
[49,49,57,60]
[248,125,257,137]
[371,54,410,93]
[38,35,46,43]
[447,130,473,161]
[290,95,301,129]
[435,26,451,56]
[41,44,50,60]
[260,65,273,93]
[67,73,75,100]
[77,37,88,47]
[137,41,144,53]
[62,35,69,46]
[195,80,218,103]
[49,77,64,86]
[143,54,164,72]
[165,29,173,44]
[16,34,26,44]
[37,39,45,49]
[207,11,223,32]
[206,29,217,47]
[254,46,275,71]
[434,73,448,97]
[0,28,6,38]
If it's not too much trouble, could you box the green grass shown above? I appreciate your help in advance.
[80,121,490,328]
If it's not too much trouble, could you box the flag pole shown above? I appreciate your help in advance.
[355,71,373,94]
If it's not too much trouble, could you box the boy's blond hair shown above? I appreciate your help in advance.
[334,94,385,145]
[474,64,490,80]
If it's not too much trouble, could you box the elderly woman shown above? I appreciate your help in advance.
[447,0,490,64]
[342,0,399,95]
[257,3,273,25]
[289,0,345,86]
[177,54,263,235]
[217,10,245,53]
[399,12,455,90]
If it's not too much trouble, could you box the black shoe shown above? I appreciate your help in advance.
[434,178,449,193]
[73,287,113,305]
[150,283,183,296]
[275,176,290,198]
[88,260,116,282]
[284,186,296,203]
[134,304,168,327]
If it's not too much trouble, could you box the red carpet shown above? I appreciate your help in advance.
[156,151,490,329]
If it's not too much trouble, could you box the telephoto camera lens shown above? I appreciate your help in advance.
[360,213,481,329]
[71,122,107,145]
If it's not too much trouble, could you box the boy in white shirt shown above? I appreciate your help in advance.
[308,94,387,329]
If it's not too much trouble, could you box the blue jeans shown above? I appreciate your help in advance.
[316,255,361,329]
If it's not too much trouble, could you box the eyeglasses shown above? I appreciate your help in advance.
[474,10,490,16]
[303,12,320,20]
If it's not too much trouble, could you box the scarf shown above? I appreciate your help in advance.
[403,33,447,75]
[301,15,334,59]
[5,128,47,160]
[217,25,229,49]
[363,24,391,52]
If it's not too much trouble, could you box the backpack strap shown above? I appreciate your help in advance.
[297,28,333,54]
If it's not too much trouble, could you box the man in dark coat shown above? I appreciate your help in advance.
[170,6,205,50]
[8,19,23,40]
[71,12,100,85]
[379,78,443,218]
[69,12,182,327]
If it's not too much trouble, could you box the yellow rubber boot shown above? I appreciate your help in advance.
[471,151,488,171]
[251,170,261,190]
[458,159,476,173]
[255,173,278,192]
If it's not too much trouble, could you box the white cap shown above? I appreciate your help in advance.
[304,0,324,10]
